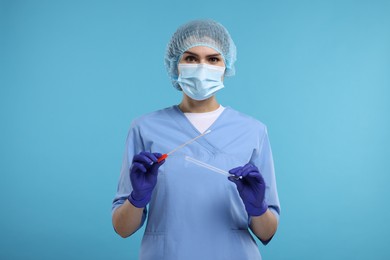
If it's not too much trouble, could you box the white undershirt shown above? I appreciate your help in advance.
[184,105,225,133]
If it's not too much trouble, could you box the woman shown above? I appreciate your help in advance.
[112,19,280,259]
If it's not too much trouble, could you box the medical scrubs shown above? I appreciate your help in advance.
[113,105,280,260]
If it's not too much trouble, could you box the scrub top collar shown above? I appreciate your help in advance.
[171,105,229,155]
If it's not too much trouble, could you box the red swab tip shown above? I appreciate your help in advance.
[157,154,168,163]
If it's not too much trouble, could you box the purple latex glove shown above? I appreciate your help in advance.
[128,152,165,208]
[228,163,268,216]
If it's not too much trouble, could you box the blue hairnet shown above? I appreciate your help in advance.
[165,19,237,90]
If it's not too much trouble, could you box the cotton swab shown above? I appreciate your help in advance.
[157,130,211,163]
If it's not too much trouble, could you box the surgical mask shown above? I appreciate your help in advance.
[177,64,225,101]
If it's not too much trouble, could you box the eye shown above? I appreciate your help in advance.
[209,57,220,63]
[184,55,198,63]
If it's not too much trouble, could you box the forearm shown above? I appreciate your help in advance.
[112,199,144,238]
[250,209,278,242]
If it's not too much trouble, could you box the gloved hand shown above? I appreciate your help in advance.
[128,152,165,208]
[228,163,268,216]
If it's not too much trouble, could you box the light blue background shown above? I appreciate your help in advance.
[1,0,389,259]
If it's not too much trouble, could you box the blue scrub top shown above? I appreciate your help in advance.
[113,105,280,260]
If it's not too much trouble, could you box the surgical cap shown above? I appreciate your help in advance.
[165,19,237,90]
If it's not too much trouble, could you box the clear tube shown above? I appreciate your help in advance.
[185,156,235,178]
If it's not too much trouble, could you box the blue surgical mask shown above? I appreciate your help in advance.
[177,64,225,101]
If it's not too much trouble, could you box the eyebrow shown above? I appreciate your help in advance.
[183,51,221,57]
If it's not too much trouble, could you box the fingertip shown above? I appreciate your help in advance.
[154,159,165,167]
[150,154,159,163]
[142,152,157,164]
[229,166,241,174]
[153,152,162,158]
[228,176,240,183]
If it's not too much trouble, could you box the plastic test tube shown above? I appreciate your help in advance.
[185,156,240,178]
